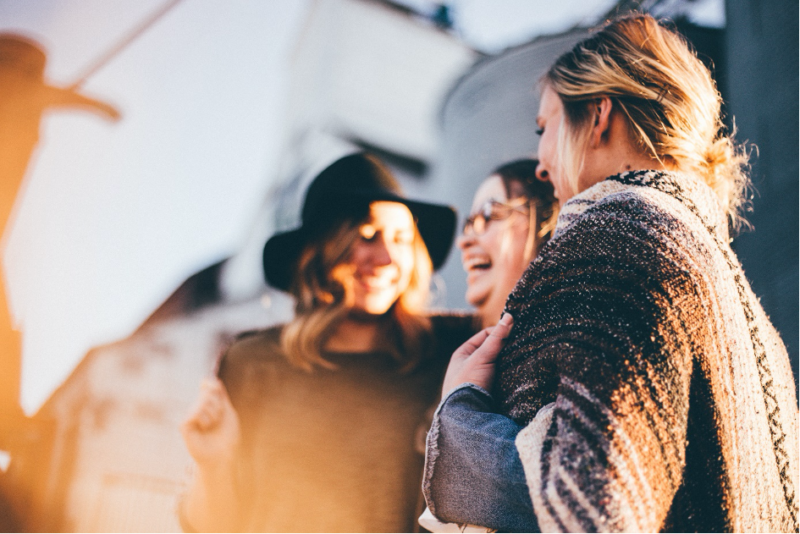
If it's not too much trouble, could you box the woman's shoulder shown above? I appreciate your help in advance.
[232,324,283,348]
[230,323,283,351]
[219,325,287,375]
[557,170,723,238]
[217,325,289,407]
[555,175,662,233]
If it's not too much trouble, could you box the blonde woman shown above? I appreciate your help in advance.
[425,14,798,533]
[181,153,474,532]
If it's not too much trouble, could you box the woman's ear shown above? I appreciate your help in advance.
[589,96,613,147]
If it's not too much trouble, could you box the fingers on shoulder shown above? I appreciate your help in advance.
[182,379,228,432]
[465,327,494,348]
[451,329,492,361]
[489,313,514,339]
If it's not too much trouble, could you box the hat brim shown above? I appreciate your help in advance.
[262,226,315,292]
[41,85,121,120]
[263,193,456,291]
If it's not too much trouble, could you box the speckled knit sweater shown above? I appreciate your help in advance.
[498,170,799,532]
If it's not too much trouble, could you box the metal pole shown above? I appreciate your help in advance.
[68,0,184,90]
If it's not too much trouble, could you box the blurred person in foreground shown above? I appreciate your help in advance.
[0,33,119,440]
[424,14,798,533]
[180,153,474,532]
[0,33,118,532]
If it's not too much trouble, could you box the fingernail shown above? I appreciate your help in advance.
[499,313,513,325]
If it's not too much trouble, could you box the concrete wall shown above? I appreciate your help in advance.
[725,0,798,380]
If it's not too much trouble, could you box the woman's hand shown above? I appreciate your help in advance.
[441,313,514,400]
[181,378,241,469]
[180,378,242,532]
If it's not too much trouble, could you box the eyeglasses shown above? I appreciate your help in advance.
[462,198,530,236]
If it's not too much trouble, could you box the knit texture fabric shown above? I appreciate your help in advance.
[499,170,799,532]
[217,313,475,532]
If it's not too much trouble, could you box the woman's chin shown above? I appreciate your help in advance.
[465,287,492,314]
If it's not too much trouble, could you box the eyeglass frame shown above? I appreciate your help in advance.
[462,197,531,236]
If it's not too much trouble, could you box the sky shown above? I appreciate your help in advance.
[0,0,723,414]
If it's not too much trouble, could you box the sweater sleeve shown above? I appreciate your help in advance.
[213,329,283,530]
[501,198,700,532]
[423,384,538,532]
[217,328,282,429]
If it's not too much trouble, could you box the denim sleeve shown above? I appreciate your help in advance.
[422,384,539,533]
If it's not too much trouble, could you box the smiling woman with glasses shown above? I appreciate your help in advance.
[418,161,556,531]
[457,159,558,330]
[462,197,530,236]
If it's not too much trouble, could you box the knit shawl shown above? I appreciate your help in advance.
[498,170,799,532]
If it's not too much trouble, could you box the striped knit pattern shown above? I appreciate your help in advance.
[498,170,799,532]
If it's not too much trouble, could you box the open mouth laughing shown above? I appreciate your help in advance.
[463,254,492,273]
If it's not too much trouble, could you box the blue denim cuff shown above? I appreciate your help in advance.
[438,383,494,416]
[423,384,539,533]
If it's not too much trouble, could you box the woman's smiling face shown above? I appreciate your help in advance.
[458,175,533,328]
[338,201,417,317]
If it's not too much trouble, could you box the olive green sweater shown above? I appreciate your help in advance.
[217,314,474,533]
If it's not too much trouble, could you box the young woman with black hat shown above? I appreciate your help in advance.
[179,153,474,532]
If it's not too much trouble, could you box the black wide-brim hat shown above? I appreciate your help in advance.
[263,153,457,292]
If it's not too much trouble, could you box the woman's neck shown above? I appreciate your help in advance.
[579,107,668,192]
[478,293,507,330]
[323,315,383,352]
